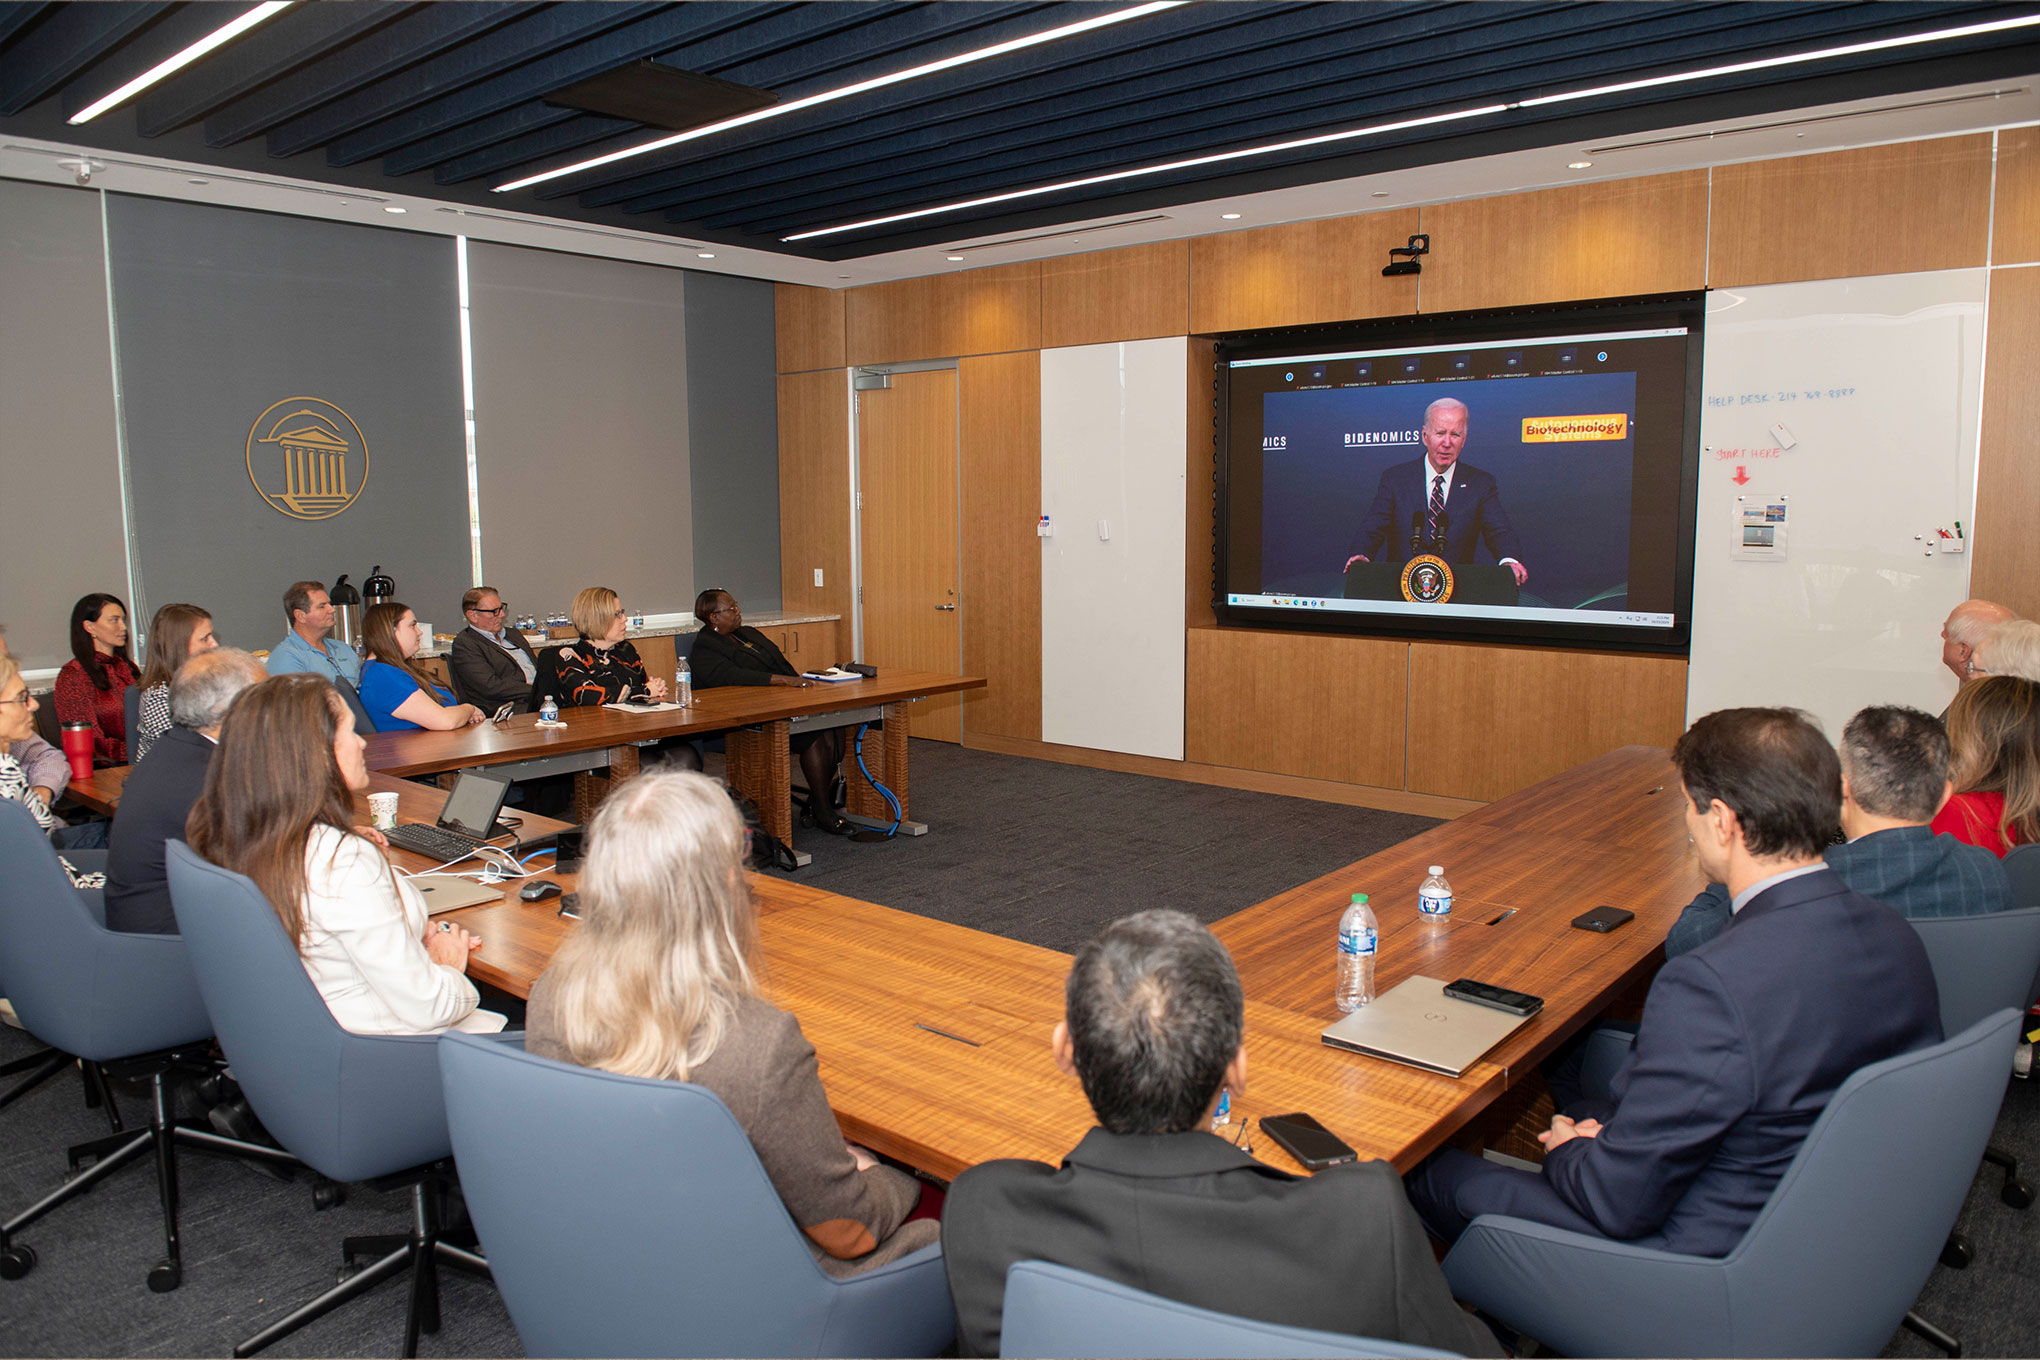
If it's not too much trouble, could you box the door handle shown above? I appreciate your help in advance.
[935,604,957,611]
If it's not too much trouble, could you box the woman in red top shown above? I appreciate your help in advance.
[53,593,138,766]
[1932,675,2040,857]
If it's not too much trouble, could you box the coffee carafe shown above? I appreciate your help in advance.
[329,574,363,651]
[363,565,395,614]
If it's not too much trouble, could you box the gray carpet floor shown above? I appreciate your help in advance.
[3,740,2036,1356]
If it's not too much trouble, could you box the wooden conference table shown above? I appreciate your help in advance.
[68,744,1700,1181]
[360,668,985,854]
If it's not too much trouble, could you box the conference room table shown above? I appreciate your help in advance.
[359,668,985,856]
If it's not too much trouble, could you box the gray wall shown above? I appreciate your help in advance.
[104,195,469,654]
[0,181,127,670]
[685,271,781,610]
[467,241,692,623]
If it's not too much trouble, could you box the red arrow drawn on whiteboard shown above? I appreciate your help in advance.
[1732,467,1751,486]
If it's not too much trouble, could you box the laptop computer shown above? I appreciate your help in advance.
[410,875,506,914]
[1319,975,1532,1077]
[381,769,515,862]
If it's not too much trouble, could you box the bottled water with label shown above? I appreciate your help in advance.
[1336,893,1378,1012]
[1419,865,1453,918]
[675,657,692,707]
[539,695,559,724]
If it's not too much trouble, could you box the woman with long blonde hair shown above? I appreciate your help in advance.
[526,771,933,1273]
[187,674,503,1034]
[1933,674,2040,856]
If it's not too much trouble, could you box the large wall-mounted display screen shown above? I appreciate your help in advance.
[1216,294,1703,653]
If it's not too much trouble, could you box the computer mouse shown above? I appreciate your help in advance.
[519,880,563,902]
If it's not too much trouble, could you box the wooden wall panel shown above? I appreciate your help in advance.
[774,283,845,373]
[1407,644,1688,802]
[776,369,853,623]
[1711,136,1992,287]
[1040,240,1189,348]
[844,261,1040,366]
[1189,210,1420,333]
[1969,267,2040,617]
[1993,126,2040,265]
[1419,172,1707,313]
[1186,337,1217,629]
[960,351,1042,741]
[1186,627,1407,789]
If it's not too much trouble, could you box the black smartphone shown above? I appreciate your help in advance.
[1258,1112,1359,1170]
[1442,978,1545,1017]
[1572,905,1636,933]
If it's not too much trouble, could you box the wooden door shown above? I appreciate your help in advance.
[857,370,961,742]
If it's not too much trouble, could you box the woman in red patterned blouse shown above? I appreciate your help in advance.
[54,593,138,766]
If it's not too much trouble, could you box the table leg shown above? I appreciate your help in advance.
[572,745,640,824]
[846,701,911,822]
[726,721,794,848]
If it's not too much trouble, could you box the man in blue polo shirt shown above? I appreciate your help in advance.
[267,579,372,729]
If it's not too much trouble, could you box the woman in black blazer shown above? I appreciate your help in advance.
[688,589,849,834]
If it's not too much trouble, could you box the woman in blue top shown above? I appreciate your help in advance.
[358,603,484,733]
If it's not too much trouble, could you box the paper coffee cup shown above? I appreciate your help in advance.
[367,791,400,831]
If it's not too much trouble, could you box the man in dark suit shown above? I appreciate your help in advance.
[1346,397,1528,584]
[1666,704,2013,956]
[941,910,1501,1359]
[448,585,539,713]
[103,648,266,934]
[1407,707,1941,1258]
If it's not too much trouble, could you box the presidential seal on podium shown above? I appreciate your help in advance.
[1399,554,1455,604]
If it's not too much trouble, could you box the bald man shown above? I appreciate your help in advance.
[1942,599,2016,687]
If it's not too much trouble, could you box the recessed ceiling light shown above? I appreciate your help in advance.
[1370,190,1391,198]
[187,178,208,185]
[1569,160,1594,169]
[1220,212,1241,220]
[69,1,294,124]
[946,254,965,261]
[697,251,716,258]
[785,10,2040,242]
[494,1,1186,193]
[384,206,406,214]
[838,274,851,279]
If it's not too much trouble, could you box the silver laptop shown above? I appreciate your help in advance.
[410,874,505,915]
[1320,975,1531,1077]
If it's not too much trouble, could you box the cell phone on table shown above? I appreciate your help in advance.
[490,703,515,724]
[1258,1112,1359,1170]
[1442,978,1544,1017]
[1571,905,1635,933]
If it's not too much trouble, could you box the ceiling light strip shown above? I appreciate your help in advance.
[784,10,2040,243]
[69,2,295,124]
[492,1,1186,194]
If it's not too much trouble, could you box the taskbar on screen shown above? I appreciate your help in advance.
[1227,594,1674,629]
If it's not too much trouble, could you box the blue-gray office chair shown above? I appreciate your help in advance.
[999,1260,1463,1359]
[0,801,290,1290]
[122,683,141,759]
[166,841,491,1358]
[437,1030,954,1358]
[1441,1009,2021,1358]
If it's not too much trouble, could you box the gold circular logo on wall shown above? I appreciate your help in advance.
[1399,555,1455,604]
[246,398,368,521]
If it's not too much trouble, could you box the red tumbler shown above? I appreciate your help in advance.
[60,721,94,780]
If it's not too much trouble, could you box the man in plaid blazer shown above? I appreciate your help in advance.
[1666,704,2013,957]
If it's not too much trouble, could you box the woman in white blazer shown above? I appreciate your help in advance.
[187,673,503,1035]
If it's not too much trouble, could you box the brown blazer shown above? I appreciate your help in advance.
[526,981,935,1277]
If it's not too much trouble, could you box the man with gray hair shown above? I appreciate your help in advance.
[1942,598,2017,692]
[103,647,268,934]
[1664,704,2012,957]
[1972,618,2040,684]
[940,909,1499,1358]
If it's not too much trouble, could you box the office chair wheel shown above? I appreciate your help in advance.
[311,1181,346,1211]
[1941,1233,1972,1269]
[2003,1178,2034,1209]
[148,1259,180,1292]
[0,1244,36,1280]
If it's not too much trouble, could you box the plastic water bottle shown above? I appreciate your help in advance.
[1419,865,1453,918]
[539,694,559,724]
[1336,893,1378,1012]
[1211,1089,1231,1131]
[675,657,692,707]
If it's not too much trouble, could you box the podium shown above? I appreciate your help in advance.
[1343,560,1520,607]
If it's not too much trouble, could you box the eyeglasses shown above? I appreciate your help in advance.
[1228,1115,1255,1156]
[470,604,508,617]
[711,604,739,616]
[0,693,32,708]
[612,608,628,619]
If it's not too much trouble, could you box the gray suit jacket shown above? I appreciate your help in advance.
[942,1127,1502,1358]
[1666,823,2015,957]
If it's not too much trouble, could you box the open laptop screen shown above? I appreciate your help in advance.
[437,770,511,839]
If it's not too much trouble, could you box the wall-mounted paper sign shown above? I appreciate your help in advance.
[1733,496,1789,560]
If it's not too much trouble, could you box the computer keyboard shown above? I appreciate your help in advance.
[384,822,490,864]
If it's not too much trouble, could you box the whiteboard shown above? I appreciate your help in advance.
[1686,272,1985,737]
[1040,337,1188,760]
